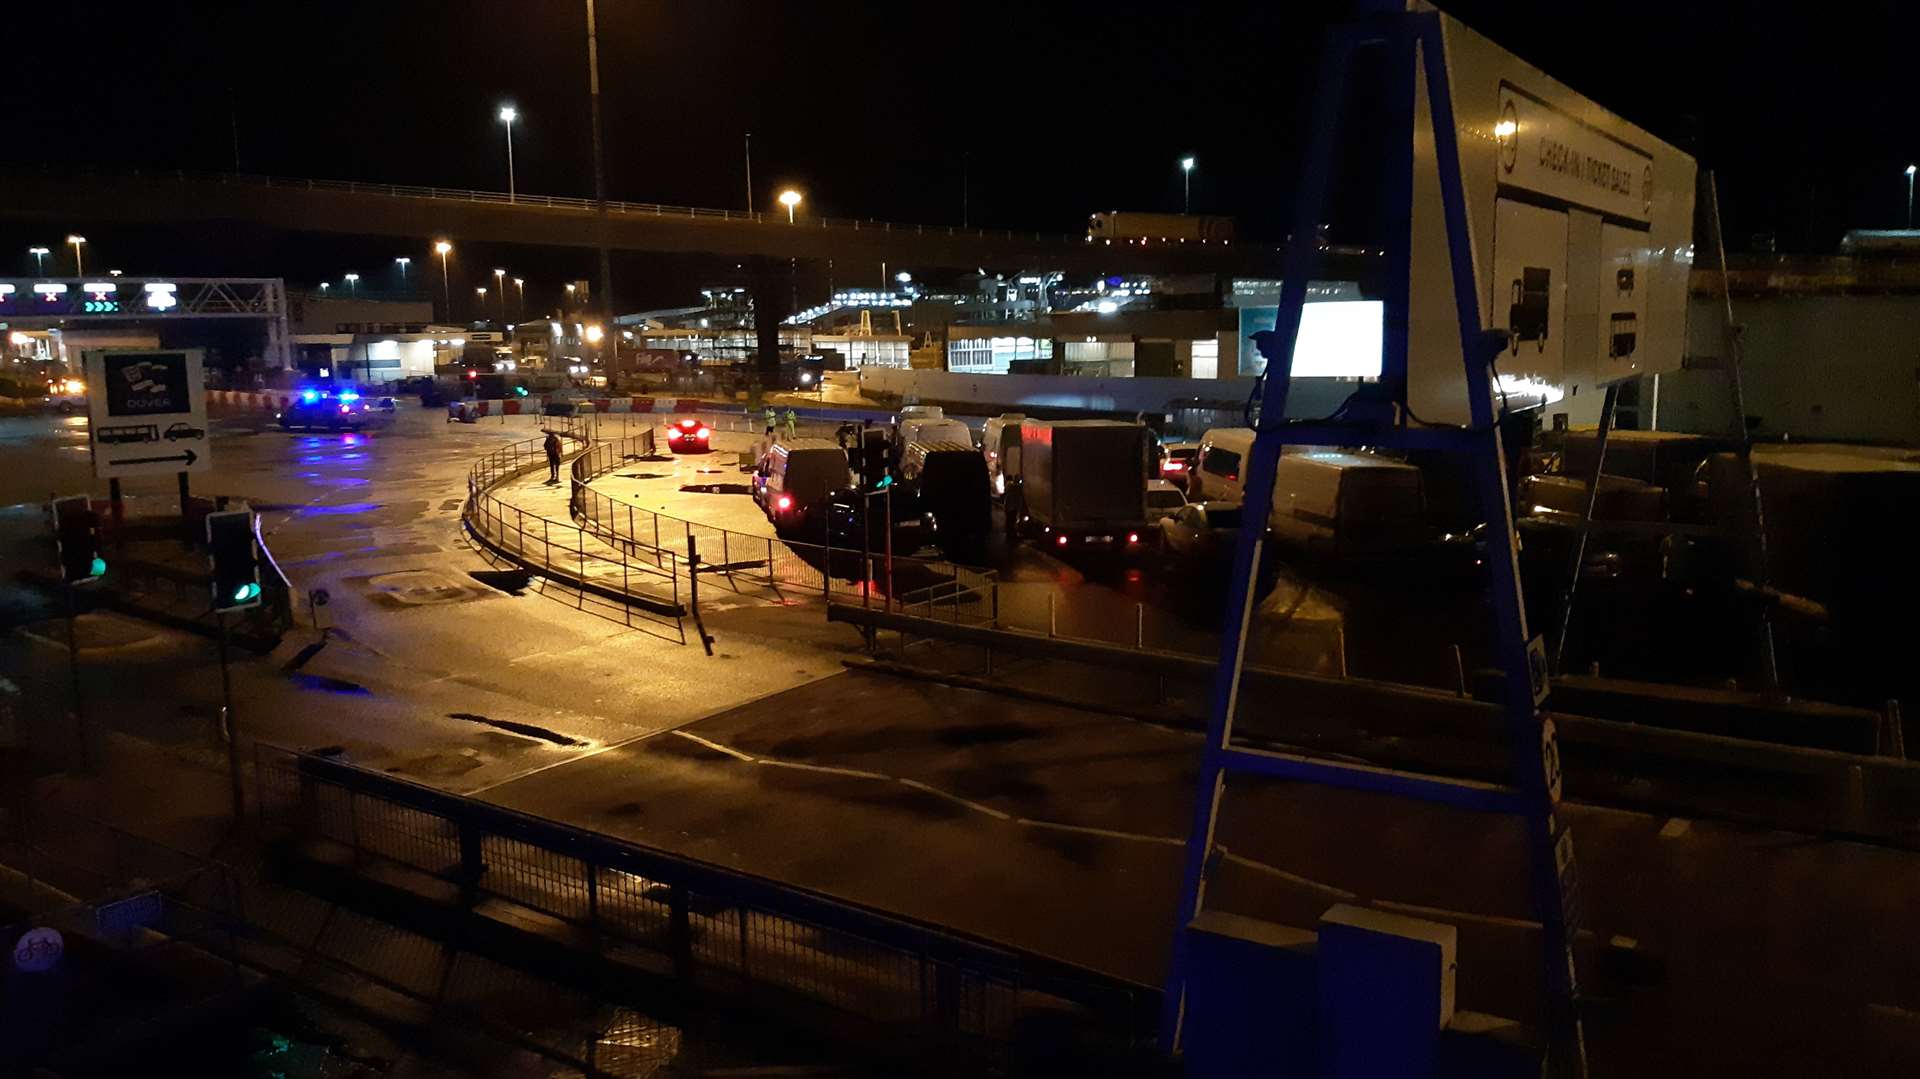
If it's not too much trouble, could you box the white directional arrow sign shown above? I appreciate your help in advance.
[83,349,212,479]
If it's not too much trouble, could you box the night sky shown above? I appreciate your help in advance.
[2,1,1915,313]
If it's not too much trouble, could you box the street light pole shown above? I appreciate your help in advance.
[744,131,754,213]
[476,287,487,323]
[66,235,86,277]
[434,241,452,321]
[395,256,410,294]
[493,268,507,321]
[345,273,359,297]
[584,0,617,373]
[28,246,48,275]
[513,277,525,320]
[779,189,802,224]
[499,105,518,202]
[1906,164,1915,229]
[1181,156,1196,214]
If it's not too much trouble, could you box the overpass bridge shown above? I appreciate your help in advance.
[0,167,1302,277]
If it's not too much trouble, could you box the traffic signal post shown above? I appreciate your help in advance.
[50,495,107,770]
[206,508,262,823]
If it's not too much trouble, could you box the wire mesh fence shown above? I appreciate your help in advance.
[253,744,1156,1075]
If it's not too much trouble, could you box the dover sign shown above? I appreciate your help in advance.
[83,349,212,479]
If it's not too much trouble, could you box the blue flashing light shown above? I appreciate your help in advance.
[300,390,320,404]
[337,391,360,402]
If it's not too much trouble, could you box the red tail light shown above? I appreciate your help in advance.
[1056,534,1069,547]
[777,495,792,510]
[1163,461,1186,472]
[1127,532,1140,544]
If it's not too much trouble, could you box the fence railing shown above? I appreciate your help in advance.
[566,429,997,625]
[462,418,686,635]
[254,743,1156,1074]
[16,165,1083,245]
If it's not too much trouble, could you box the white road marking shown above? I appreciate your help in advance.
[671,730,756,761]
[901,778,1012,821]
[1216,847,1358,901]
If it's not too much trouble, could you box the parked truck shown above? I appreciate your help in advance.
[1009,419,1151,554]
[1086,212,1236,243]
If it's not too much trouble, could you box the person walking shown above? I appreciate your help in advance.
[543,429,563,485]
[783,408,798,439]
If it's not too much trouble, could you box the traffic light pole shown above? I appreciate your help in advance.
[218,614,242,824]
[178,471,193,548]
[64,580,89,772]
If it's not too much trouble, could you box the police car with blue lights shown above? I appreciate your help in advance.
[277,386,397,432]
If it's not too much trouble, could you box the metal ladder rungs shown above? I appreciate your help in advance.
[1217,744,1524,814]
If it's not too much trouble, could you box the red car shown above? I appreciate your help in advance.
[666,416,712,453]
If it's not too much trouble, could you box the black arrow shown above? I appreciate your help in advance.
[116,449,197,466]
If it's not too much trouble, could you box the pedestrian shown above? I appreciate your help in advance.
[784,408,798,439]
[764,406,777,431]
[544,428,563,485]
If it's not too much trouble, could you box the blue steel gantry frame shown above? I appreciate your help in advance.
[1161,10,1588,1078]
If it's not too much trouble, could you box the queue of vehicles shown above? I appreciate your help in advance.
[735,399,1441,575]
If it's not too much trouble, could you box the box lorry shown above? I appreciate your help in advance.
[1010,419,1151,553]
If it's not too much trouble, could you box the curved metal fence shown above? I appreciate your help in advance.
[462,418,685,634]
[567,428,997,625]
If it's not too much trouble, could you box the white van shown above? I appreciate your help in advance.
[981,412,1026,498]
[1269,451,1427,558]
[1189,429,1428,557]
[1188,428,1256,502]
[753,439,851,531]
[899,415,973,453]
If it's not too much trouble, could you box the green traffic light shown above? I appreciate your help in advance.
[515,386,529,397]
[232,582,261,603]
[89,556,106,577]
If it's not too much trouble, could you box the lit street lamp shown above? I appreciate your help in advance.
[319,282,330,293]
[27,246,48,275]
[66,235,86,277]
[476,286,488,322]
[493,268,507,320]
[513,276,525,318]
[395,256,411,289]
[778,189,802,224]
[344,272,360,296]
[498,105,518,202]
[1180,156,1196,214]
[434,240,453,320]
[1906,164,1915,229]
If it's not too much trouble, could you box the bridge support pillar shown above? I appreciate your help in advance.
[747,257,791,379]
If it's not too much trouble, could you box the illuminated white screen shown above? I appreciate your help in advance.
[1238,300,1384,378]
[1289,300,1383,378]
